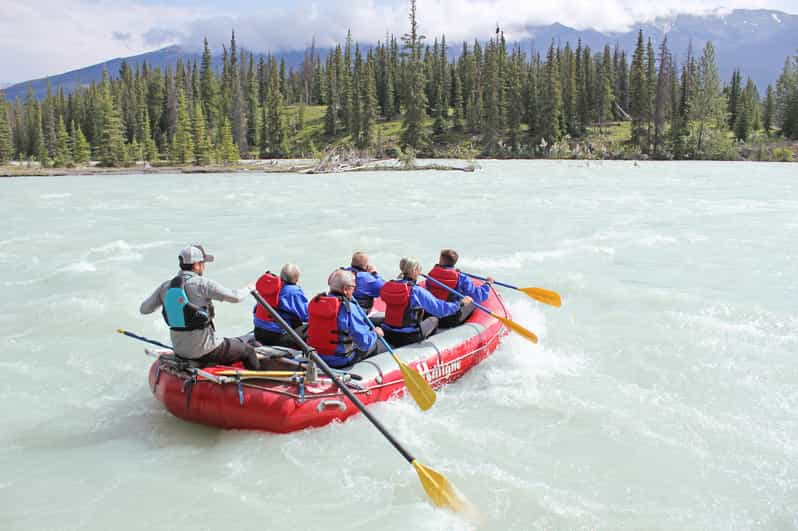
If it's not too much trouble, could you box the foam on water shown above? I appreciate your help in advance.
[1,161,796,529]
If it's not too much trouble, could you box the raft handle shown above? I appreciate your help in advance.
[317,399,347,413]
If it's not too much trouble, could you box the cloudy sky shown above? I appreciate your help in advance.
[1,0,796,83]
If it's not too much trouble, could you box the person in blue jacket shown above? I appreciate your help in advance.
[307,269,387,368]
[379,257,473,347]
[343,251,387,313]
[426,248,494,328]
[253,264,309,348]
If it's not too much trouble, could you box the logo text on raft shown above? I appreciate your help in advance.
[418,360,462,382]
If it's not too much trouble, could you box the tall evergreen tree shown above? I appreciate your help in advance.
[218,118,239,163]
[629,30,647,146]
[400,0,428,150]
[763,84,775,135]
[506,47,524,154]
[359,57,378,149]
[53,116,71,167]
[653,37,672,156]
[264,59,287,157]
[727,68,742,130]
[192,101,213,165]
[451,64,465,131]
[526,58,541,143]
[98,79,127,167]
[171,89,194,164]
[0,91,12,163]
[71,122,91,164]
[645,37,657,150]
[691,41,725,154]
[541,41,564,145]
[228,32,248,156]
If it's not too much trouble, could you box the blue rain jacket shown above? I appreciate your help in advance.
[253,283,309,333]
[381,281,462,334]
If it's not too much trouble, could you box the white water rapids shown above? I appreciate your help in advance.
[1,160,796,529]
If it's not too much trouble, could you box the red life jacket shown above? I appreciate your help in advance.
[307,293,354,356]
[381,280,422,329]
[427,265,460,301]
[254,271,282,323]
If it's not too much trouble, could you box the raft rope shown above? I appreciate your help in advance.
[145,319,505,404]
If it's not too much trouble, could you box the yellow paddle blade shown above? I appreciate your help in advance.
[518,287,562,307]
[392,353,436,411]
[412,460,468,512]
[492,313,539,344]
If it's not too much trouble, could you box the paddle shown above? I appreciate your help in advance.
[117,329,173,349]
[250,290,467,512]
[349,300,436,411]
[462,272,562,307]
[421,274,539,344]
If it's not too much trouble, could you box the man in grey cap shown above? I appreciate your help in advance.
[140,243,262,369]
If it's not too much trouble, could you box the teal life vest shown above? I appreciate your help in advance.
[162,274,211,331]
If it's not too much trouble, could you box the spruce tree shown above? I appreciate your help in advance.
[171,89,194,164]
[596,54,614,135]
[98,80,127,167]
[763,84,775,135]
[142,114,158,162]
[506,48,524,154]
[727,68,742,130]
[691,41,725,154]
[629,30,647,146]
[645,37,657,149]
[228,32,248,156]
[653,37,672,155]
[0,91,12,163]
[482,37,501,153]
[400,0,428,151]
[264,59,287,157]
[526,59,541,144]
[734,90,751,142]
[541,41,564,145]
[359,58,378,149]
[218,118,239,163]
[200,38,218,131]
[246,55,260,151]
[192,101,213,165]
[53,116,71,167]
[451,66,464,131]
[72,122,91,164]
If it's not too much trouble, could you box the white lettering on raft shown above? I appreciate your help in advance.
[418,359,462,382]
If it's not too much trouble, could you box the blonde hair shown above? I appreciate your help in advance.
[399,257,421,277]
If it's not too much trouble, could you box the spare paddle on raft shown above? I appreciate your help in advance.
[462,272,562,307]
[117,329,173,349]
[350,301,436,411]
[250,289,468,512]
[421,274,539,344]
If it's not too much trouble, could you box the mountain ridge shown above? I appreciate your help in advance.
[4,8,796,101]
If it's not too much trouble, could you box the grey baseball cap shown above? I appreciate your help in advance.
[179,244,215,264]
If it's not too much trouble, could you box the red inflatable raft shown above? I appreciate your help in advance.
[147,287,509,433]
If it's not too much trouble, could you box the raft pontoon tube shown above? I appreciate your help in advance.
[148,287,509,433]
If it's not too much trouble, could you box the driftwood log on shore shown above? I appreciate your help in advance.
[304,146,476,174]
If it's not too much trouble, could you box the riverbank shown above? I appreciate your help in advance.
[0,157,477,178]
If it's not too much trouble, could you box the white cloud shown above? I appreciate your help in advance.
[0,0,213,82]
[1,0,796,83]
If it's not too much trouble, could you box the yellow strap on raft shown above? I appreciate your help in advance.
[213,370,304,378]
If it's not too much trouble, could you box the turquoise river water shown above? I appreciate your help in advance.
[1,160,796,530]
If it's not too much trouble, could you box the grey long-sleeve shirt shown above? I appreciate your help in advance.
[140,271,249,359]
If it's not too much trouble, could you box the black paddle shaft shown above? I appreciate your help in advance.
[250,290,415,463]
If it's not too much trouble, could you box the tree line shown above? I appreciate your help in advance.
[0,3,796,166]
